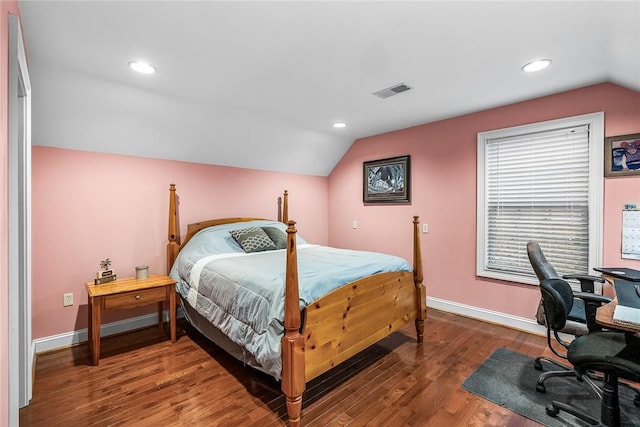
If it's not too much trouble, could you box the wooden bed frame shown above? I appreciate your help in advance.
[166,184,426,426]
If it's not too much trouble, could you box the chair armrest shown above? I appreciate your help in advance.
[573,292,612,305]
[573,291,612,332]
[563,274,606,293]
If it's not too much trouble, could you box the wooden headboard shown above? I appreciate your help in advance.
[166,184,289,274]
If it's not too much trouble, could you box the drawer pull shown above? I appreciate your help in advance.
[135,294,141,300]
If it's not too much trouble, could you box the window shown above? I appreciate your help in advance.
[477,113,604,285]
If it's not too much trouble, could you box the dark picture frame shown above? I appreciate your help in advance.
[605,133,640,177]
[363,155,410,204]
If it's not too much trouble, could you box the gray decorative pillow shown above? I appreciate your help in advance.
[229,227,277,253]
[261,227,287,250]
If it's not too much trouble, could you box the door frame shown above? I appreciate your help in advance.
[8,12,33,422]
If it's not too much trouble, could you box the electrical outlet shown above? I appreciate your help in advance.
[63,293,73,307]
[423,224,429,233]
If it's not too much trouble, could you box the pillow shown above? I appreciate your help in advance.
[261,226,287,250]
[229,227,277,253]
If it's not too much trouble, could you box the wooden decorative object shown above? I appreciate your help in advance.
[166,184,426,425]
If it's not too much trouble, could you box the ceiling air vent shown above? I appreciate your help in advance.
[373,83,412,99]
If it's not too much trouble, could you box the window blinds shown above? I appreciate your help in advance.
[484,124,590,279]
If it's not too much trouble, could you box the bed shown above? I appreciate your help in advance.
[166,184,426,425]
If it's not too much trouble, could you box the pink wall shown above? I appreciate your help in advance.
[31,147,328,339]
[328,82,640,319]
[1,0,21,421]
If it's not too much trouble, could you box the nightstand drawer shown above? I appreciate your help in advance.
[103,286,167,309]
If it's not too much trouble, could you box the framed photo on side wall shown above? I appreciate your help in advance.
[363,155,410,204]
[605,133,640,177]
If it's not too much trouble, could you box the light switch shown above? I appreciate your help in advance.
[423,224,429,234]
[352,220,358,229]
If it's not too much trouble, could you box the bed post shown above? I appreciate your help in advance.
[413,216,426,343]
[282,190,289,224]
[167,184,180,275]
[281,220,305,426]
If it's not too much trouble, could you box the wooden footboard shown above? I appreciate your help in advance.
[303,270,417,381]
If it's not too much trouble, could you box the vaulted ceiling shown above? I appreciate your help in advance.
[18,1,640,176]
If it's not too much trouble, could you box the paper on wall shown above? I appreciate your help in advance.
[622,204,640,260]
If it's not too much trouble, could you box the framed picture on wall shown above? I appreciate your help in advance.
[363,155,410,204]
[605,133,640,177]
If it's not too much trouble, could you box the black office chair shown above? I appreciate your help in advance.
[540,278,640,426]
[527,241,608,392]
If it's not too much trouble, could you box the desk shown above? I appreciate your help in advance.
[86,275,177,366]
[593,267,640,282]
[596,299,640,334]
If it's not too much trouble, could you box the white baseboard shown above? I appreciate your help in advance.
[33,309,183,355]
[427,296,548,337]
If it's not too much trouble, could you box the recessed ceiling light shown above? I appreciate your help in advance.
[521,59,552,73]
[332,122,347,128]
[129,61,157,74]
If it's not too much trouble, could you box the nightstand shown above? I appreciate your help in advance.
[85,274,177,366]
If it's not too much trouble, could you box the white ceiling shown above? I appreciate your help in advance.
[18,1,640,176]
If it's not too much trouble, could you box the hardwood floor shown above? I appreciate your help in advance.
[20,309,548,426]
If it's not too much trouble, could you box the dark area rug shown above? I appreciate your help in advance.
[462,347,639,426]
